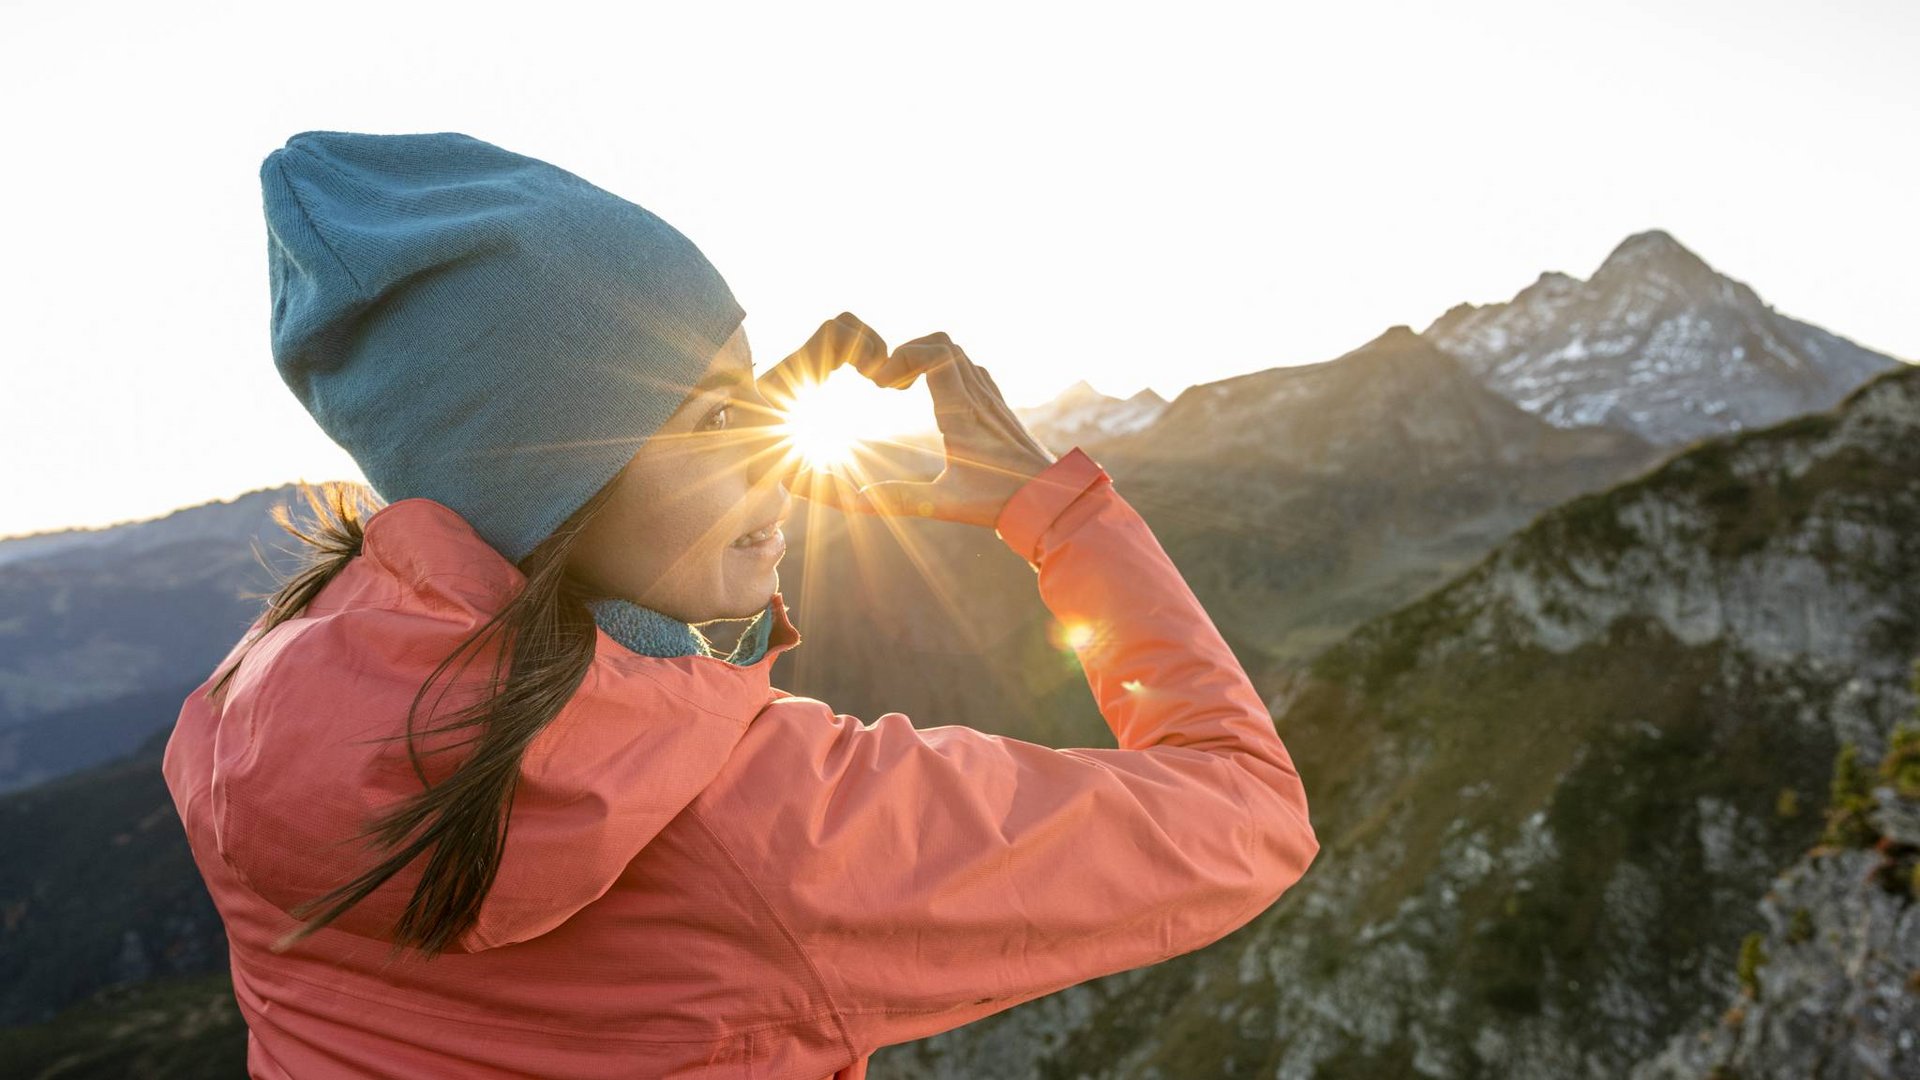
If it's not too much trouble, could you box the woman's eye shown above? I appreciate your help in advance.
[701,402,732,431]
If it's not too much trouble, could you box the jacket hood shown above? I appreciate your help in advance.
[205,498,801,954]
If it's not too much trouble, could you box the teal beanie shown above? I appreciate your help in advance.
[260,130,746,565]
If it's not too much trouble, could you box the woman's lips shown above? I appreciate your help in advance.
[729,524,786,558]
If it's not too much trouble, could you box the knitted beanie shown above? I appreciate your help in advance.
[261,130,774,665]
[260,129,745,566]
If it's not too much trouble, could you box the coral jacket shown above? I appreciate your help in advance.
[163,446,1319,1079]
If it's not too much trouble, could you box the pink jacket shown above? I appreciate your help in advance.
[163,446,1319,1078]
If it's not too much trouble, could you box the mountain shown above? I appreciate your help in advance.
[0,725,246,1075]
[5,245,1910,1073]
[0,727,230,1028]
[13,364,1912,1076]
[775,326,1663,745]
[1013,379,1170,453]
[1423,230,1905,447]
[1087,325,1664,663]
[869,354,1920,1079]
[0,486,305,792]
[1636,725,1920,1080]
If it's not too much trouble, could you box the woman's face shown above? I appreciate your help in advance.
[564,325,796,624]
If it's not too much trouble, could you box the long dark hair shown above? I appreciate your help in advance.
[208,476,621,960]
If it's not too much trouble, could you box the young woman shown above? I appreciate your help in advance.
[163,131,1318,1079]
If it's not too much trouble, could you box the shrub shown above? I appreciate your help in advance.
[1737,932,1767,1000]
[1879,723,1920,800]
[1786,907,1813,944]
[1775,788,1801,819]
[1820,743,1878,848]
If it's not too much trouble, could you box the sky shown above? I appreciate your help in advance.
[2,0,1915,539]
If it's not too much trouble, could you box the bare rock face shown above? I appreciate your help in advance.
[1634,784,1920,1080]
[1424,230,1906,447]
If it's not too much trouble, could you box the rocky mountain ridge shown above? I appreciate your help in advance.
[1013,379,1170,454]
[1423,230,1903,447]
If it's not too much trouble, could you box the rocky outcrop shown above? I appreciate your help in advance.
[1636,733,1920,1080]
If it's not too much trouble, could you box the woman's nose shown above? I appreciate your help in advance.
[744,422,802,492]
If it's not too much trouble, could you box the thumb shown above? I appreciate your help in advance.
[848,479,942,519]
[790,464,874,515]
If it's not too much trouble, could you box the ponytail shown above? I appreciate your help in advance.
[211,478,619,960]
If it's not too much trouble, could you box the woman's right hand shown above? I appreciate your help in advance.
[798,325,1059,530]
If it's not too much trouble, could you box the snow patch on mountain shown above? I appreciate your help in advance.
[1014,379,1170,451]
[1423,230,1905,447]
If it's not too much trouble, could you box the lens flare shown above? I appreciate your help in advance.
[1053,620,1098,652]
[771,366,937,471]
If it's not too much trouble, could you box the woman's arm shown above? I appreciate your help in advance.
[692,447,1319,1052]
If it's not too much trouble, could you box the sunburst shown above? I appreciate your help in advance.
[770,365,936,471]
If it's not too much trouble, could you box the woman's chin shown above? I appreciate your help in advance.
[708,572,776,622]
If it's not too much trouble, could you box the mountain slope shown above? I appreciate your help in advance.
[0,727,229,1029]
[870,361,1920,1078]
[0,486,305,791]
[1636,741,1920,1080]
[1423,230,1904,447]
[1088,325,1663,664]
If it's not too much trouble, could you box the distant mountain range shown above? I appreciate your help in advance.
[1423,229,1900,446]
[1086,325,1666,663]
[1013,380,1168,451]
[0,488,304,793]
[0,231,1912,1076]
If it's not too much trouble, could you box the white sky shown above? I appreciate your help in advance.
[2,0,1914,538]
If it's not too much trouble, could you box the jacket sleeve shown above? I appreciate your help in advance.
[697,446,1319,1053]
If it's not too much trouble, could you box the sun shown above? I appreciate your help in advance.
[771,365,936,471]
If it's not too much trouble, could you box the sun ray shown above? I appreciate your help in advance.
[763,368,1052,717]
[770,366,936,473]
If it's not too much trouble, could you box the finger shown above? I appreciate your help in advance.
[833,312,892,382]
[923,348,974,433]
[957,357,1021,440]
[788,462,867,513]
[870,341,954,389]
[871,336,960,390]
[762,313,887,401]
[850,479,941,518]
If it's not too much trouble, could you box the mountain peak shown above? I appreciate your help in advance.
[1016,378,1167,445]
[1597,229,1712,279]
[1422,230,1901,445]
[1351,324,1427,357]
[1056,378,1104,401]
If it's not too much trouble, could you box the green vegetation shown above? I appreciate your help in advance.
[1819,743,1878,849]
[1286,606,1843,1063]
[1775,788,1801,819]
[1891,659,1920,803]
[1786,908,1813,945]
[1736,933,1768,1000]
[0,971,246,1079]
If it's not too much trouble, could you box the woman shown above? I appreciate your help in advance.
[163,131,1318,1079]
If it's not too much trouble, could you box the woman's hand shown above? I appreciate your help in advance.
[800,329,1059,530]
[754,312,892,411]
